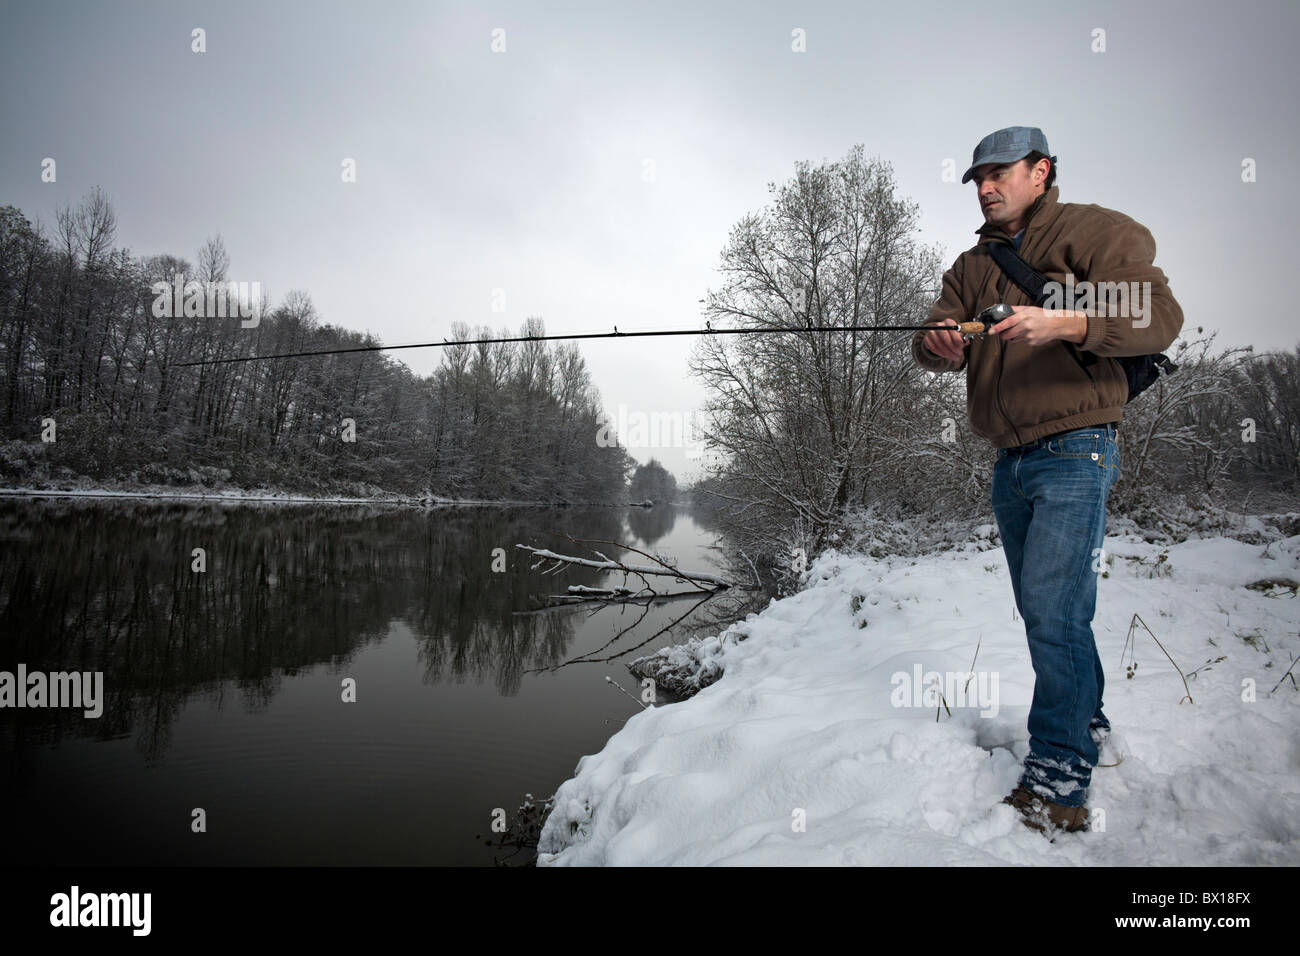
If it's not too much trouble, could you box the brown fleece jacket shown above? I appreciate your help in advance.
[911,185,1184,448]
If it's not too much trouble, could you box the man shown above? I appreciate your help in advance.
[913,126,1183,835]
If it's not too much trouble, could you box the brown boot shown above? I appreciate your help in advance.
[1002,785,1089,834]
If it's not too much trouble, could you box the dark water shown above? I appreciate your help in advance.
[0,499,749,865]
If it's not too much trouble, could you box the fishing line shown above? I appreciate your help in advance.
[170,318,989,368]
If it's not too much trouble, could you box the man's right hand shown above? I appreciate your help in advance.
[922,321,970,363]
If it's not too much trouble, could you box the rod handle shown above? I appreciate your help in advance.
[931,321,990,336]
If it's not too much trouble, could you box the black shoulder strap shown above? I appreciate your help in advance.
[987,241,1050,306]
[987,239,1099,369]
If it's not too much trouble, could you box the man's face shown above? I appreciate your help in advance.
[971,158,1047,231]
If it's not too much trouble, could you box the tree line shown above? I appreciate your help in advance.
[0,191,632,501]
[628,457,679,504]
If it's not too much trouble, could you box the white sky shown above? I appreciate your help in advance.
[3,0,1296,483]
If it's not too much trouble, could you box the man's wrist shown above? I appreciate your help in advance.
[1056,310,1088,345]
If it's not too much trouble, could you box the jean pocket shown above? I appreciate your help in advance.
[1044,431,1103,459]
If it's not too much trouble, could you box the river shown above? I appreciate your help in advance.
[0,498,751,865]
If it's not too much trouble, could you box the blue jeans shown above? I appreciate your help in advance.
[991,424,1121,808]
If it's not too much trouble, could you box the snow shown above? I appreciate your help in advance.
[537,523,1300,865]
[0,486,410,505]
[0,486,559,507]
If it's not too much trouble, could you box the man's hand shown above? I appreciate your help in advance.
[989,307,1088,346]
[922,320,969,362]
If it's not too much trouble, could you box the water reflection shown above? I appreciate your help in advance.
[625,501,680,546]
[0,501,631,760]
[0,498,768,864]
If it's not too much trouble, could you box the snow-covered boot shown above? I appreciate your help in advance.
[1001,785,1089,835]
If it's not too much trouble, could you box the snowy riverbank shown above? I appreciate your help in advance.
[0,485,415,505]
[0,485,629,508]
[538,514,1300,865]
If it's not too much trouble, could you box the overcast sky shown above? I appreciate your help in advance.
[3,0,1296,483]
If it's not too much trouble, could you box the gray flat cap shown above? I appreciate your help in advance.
[962,126,1056,183]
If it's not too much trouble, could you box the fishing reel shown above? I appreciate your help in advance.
[971,302,1014,337]
[937,303,1015,339]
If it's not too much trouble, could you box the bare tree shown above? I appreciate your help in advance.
[1236,345,1300,482]
[690,146,944,564]
[1115,329,1255,501]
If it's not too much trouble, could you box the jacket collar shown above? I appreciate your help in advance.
[976,185,1059,243]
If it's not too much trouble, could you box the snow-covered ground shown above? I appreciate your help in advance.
[0,486,592,507]
[538,519,1300,865]
[0,485,414,505]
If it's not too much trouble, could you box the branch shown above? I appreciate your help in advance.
[515,543,734,590]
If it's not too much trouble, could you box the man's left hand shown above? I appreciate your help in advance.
[988,307,1086,346]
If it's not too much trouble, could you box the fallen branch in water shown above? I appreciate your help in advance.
[512,590,711,615]
[542,584,650,606]
[515,542,735,592]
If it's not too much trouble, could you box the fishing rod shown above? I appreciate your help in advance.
[169,305,1012,368]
